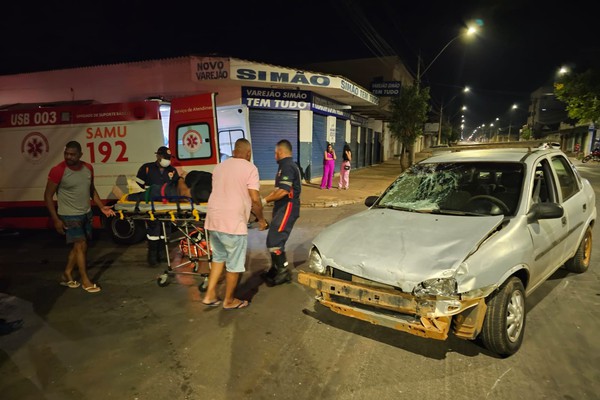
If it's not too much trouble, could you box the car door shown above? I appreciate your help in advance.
[526,158,568,290]
[550,155,585,258]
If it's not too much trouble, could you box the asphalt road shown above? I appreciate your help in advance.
[1,164,599,400]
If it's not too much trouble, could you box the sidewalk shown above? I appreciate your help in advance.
[259,158,408,208]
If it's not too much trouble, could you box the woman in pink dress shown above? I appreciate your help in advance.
[320,143,336,189]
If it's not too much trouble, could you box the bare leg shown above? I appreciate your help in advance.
[222,271,241,307]
[63,246,78,281]
[73,240,93,287]
[203,261,225,304]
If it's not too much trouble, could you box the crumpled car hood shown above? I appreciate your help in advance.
[313,208,504,292]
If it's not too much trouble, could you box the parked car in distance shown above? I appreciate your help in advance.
[538,141,561,149]
[298,147,596,356]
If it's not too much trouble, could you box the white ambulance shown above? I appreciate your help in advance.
[0,93,250,243]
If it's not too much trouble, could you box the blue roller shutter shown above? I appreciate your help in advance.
[334,119,346,173]
[350,125,359,169]
[311,114,327,178]
[249,109,298,180]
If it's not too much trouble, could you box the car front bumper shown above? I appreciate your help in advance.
[297,271,487,341]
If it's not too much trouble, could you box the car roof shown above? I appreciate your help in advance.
[422,147,564,164]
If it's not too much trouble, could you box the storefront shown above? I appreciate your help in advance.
[0,55,382,182]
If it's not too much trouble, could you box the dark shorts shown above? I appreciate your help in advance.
[60,210,93,244]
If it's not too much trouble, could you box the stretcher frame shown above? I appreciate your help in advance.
[114,194,212,290]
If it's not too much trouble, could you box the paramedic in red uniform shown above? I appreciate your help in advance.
[44,141,115,293]
[261,139,302,286]
[135,146,179,266]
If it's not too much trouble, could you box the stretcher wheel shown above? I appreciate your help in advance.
[198,277,208,292]
[157,273,171,287]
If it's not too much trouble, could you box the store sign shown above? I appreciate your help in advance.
[234,62,379,106]
[241,87,312,110]
[370,81,401,96]
[312,94,351,119]
[191,57,230,81]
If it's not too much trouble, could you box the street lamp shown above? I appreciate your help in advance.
[419,26,478,79]
[437,86,470,144]
[508,104,518,141]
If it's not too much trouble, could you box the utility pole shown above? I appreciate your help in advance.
[437,103,444,144]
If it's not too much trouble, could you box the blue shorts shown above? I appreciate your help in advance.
[60,211,93,244]
[208,231,247,273]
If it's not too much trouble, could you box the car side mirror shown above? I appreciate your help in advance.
[527,202,564,223]
[365,196,379,207]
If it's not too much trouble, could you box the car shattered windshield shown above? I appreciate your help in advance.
[376,162,524,216]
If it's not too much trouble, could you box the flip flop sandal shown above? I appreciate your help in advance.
[223,300,249,310]
[202,299,221,307]
[59,280,81,289]
[82,284,101,293]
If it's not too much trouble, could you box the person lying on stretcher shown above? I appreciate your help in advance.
[126,170,212,204]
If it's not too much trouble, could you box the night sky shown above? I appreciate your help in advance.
[2,0,598,133]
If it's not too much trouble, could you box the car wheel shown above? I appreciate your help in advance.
[480,277,526,357]
[108,217,146,244]
[564,226,592,273]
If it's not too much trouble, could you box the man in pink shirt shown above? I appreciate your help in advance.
[202,138,268,310]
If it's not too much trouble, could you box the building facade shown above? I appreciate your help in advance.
[0,55,388,182]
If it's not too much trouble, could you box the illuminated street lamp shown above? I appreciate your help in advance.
[508,104,518,141]
[437,86,470,144]
[420,27,478,79]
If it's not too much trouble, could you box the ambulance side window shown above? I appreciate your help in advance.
[176,123,212,160]
[218,129,245,162]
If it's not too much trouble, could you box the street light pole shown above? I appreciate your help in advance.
[437,103,444,144]
[418,26,478,81]
[437,87,470,144]
[507,104,517,141]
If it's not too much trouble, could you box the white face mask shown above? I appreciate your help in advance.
[159,158,171,168]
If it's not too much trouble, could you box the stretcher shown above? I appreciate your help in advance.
[114,194,212,291]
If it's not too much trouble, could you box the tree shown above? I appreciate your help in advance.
[554,69,600,125]
[388,84,430,168]
[442,120,460,144]
[520,126,532,141]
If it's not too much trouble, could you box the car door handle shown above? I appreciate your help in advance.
[561,216,567,226]
[583,203,587,212]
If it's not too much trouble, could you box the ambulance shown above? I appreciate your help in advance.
[0,93,250,243]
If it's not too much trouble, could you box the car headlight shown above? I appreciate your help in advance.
[413,277,457,297]
[308,247,326,274]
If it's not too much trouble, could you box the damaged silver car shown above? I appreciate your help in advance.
[298,148,596,356]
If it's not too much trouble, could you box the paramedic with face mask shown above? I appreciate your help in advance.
[135,146,180,266]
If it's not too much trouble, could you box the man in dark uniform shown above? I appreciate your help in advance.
[135,146,179,266]
[261,139,301,286]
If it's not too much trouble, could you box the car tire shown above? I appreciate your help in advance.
[564,226,592,273]
[480,277,526,357]
[107,217,146,244]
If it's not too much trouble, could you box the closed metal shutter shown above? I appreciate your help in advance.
[374,131,381,164]
[359,127,366,167]
[311,114,327,178]
[350,125,359,169]
[334,119,346,172]
[249,109,298,180]
[366,128,373,166]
